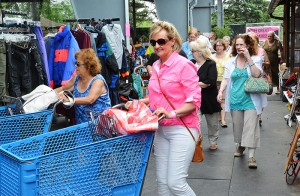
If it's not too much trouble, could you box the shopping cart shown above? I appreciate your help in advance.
[0,95,63,146]
[0,95,24,116]
[0,104,158,196]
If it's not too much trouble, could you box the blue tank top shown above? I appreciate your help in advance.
[230,68,255,110]
[73,74,111,124]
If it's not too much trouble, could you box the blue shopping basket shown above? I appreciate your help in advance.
[0,120,155,195]
[0,95,57,146]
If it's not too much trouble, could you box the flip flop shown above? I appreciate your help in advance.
[220,122,228,128]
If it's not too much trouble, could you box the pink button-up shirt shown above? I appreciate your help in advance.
[148,52,201,131]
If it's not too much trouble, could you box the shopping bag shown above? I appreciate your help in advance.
[102,100,158,134]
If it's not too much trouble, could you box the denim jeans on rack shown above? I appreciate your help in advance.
[6,42,32,97]
[0,39,6,97]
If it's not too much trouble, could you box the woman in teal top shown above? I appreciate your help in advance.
[217,34,267,169]
[55,48,111,124]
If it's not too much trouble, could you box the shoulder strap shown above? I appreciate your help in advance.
[157,78,197,142]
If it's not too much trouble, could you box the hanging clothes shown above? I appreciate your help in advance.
[0,39,6,97]
[31,26,50,86]
[48,25,80,88]
[71,28,92,49]
[6,41,33,97]
[94,28,120,106]
[101,24,124,70]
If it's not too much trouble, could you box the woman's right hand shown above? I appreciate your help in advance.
[217,92,223,103]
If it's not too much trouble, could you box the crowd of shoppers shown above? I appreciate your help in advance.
[136,20,288,194]
[53,17,285,195]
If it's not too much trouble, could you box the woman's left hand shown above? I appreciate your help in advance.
[58,92,70,102]
[154,107,171,119]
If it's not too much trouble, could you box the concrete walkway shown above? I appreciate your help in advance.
[142,94,300,196]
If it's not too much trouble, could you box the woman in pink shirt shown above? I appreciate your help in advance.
[126,21,201,195]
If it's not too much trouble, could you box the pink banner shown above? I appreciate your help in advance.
[125,23,130,37]
[246,26,280,41]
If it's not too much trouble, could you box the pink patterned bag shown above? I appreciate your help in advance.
[102,100,158,135]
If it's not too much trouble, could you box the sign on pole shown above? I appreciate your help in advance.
[246,26,280,41]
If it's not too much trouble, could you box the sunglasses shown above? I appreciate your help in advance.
[75,61,85,67]
[149,38,169,47]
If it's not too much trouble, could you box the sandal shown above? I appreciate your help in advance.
[209,144,218,150]
[220,121,228,128]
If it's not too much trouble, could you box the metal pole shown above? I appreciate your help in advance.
[125,0,130,49]
[217,0,224,27]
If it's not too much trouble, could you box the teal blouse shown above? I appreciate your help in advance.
[230,67,255,110]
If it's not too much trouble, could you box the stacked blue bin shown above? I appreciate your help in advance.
[0,109,53,145]
[0,122,154,196]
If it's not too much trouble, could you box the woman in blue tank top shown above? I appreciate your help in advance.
[55,48,111,124]
[216,34,267,169]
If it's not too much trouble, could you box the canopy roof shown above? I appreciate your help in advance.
[268,0,285,14]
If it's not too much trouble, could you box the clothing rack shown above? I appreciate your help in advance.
[62,18,120,26]
[1,10,27,25]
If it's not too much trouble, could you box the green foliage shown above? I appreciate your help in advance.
[270,5,284,22]
[211,0,271,27]
[212,26,233,39]
[0,0,74,23]
[222,0,270,25]
[41,0,74,23]
[129,0,155,26]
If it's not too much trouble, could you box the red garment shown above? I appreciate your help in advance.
[71,29,91,49]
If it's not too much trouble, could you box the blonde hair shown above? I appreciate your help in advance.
[149,21,182,52]
[189,39,216,61]
[188,27,199,37]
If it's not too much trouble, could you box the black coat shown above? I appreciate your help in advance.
[196,59,222,114]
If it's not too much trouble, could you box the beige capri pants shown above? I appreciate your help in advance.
[231,109,260,148]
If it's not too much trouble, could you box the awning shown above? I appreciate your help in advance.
[268,0,284,14]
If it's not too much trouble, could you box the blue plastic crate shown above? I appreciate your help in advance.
[0,122,154,196]
[0,109,53,146]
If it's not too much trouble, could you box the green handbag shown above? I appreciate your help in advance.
[244,77,269,93]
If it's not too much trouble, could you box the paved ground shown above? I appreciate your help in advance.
[50,92,300,195]
[142,93,300,196]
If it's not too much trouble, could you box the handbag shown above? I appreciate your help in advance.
[158,78,204,163]
[244,77,269,93]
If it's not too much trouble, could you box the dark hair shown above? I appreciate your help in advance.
[213,39,226,51]
[75,48,101,76]
[231,34,257,57]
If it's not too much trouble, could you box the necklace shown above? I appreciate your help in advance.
[235,67,245,78]
[235,56,246,77]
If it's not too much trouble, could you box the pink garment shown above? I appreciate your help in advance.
[148,52,201,131]
[258,46,265,58]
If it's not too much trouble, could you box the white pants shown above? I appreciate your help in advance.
[154,125,198,196]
